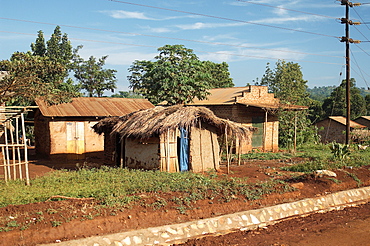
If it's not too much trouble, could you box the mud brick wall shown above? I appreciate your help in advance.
[316,119,346,143]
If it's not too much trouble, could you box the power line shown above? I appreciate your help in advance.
[236,0,339,20]
[350,49,370,88]
[354,43,370,56]
[0,17,343,59]
[0,30,344,65]
[351,7,370,34]
[107,0,339,39]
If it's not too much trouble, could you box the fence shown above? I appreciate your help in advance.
[0,107,34,185]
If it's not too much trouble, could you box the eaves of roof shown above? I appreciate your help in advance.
[36,97,154,117]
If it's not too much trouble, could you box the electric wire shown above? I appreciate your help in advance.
[350,49,370,88]
[236,0,339,20]
[0,30,344,65]
[0,17,344,59]
[107,0,339,39]
[351,7,370,34]
[353,26,370,42]
[354,43,370,57]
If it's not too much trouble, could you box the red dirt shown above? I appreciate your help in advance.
[0,157,370,246]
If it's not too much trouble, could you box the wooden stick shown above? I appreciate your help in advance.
[21,114,30,185]
[46,195,95,202]
[225,126,229,174]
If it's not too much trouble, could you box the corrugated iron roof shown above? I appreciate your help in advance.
[190,87,249,105]
[36,97,154,117]
[328,116,366,128]
[188,86,308,110]
[357,116,370,121]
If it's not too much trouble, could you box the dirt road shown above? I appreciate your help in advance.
[178,201,370,246]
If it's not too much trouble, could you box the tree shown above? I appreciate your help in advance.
[128,44,233,105]
[322,79,366,120]
[111,91,143,98]
[256,60,316,148]
[365,94,370,115]
[0,52,78,105]
[73,55,117,97]
[30,26,81,100]
[202,61,234,88]
[31,30,46,57]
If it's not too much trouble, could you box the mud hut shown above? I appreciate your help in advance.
[93,105,255,173]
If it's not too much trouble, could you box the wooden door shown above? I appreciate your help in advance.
[66,122,85,159]
[252,117,264,148]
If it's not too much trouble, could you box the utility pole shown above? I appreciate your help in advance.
[340,0,361,145]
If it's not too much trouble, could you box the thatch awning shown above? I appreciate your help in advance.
[93,105,256,141]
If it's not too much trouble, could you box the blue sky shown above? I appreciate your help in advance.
[1,0,370,94]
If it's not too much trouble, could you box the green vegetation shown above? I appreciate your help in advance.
[281,143,370,172]
[240,151,293,160]
[128,44,234,105]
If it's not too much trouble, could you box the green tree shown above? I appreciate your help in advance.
[30,26,81,99]
[73,55,117,97]
[111,91,143,98]
[202,61,234,88]
[0,52,77,105]
[30,30,46,57]
[365,94,370,115]
[257,60,316,148]
[128,44,233,105]
[322,79,366,120]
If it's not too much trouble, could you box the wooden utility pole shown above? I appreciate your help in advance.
[340,0,361,144]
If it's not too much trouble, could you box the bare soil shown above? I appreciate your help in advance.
[0,157,370,246]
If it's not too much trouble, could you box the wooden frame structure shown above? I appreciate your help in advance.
[0,106,34,185]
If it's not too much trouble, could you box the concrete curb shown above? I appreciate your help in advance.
[42,186,370,246]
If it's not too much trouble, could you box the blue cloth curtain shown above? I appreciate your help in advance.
[178,127,189,171]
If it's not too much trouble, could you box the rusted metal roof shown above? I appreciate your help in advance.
[328,116,366,128]
[36,97,154,117]
[357,116,370,121]
[190,87,249,105]
[189,86,308,110]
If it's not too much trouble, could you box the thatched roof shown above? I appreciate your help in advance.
[93,105,256,141]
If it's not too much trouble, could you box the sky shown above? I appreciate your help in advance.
[1,0,370,95]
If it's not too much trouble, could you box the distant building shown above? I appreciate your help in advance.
[315,116,366,143]
[34,97,154,160]
[187,85,307,153]
[354,116,370,128]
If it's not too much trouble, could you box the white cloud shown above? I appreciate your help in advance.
[254,15,323,24]
[101,10,156,20]
[175,22,246,30]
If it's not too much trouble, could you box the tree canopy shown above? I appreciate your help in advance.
[0,52,77,105]
[73,55,117,97]
[128,44,233,105]
[256,60,316,148]
[322,79,366,120]
[0,26,117,105]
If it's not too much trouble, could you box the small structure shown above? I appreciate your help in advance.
[0,106,33,184]
[354,116,370,128]
[34,97,154,160]
[93,105,255,172]
[187,86,307,153]
[315,116,366,143]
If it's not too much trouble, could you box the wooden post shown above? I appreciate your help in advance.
[4,123,11,180]
[264,111,267,152]
[21,113,30,185]
[2,146,7,182]
[198,121,204,173]
[166,129,170,172]
[237,138,242,166]
[15,117,23,180]
[294,111,297,153]
[225,126,229,174]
